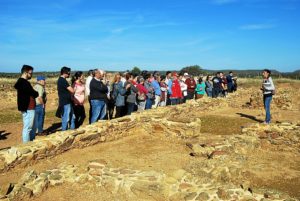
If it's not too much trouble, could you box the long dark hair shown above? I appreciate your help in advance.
[72,71,83,85]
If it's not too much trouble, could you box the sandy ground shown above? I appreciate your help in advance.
[0,79,300,200]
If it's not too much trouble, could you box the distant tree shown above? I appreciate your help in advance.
[180,65,202,76]
[131,66,141,75]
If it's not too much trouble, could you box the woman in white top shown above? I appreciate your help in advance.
[261,69,275,124]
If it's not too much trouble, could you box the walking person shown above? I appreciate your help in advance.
[261,69,275,124]
[90,69,108,123]
[14,65,39,143]
[57,66,75,131]
[32,75,47,136]
[72,71,86,128]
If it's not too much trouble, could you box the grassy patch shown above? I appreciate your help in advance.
[0,109,58,124]
[201,115,256,135]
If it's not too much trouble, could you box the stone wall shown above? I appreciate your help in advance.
[0,104,202,173]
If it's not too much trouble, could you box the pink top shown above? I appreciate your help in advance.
[73,82,85,105]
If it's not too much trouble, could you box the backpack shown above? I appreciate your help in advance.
[137,91,146,101]
[271,89,276,95]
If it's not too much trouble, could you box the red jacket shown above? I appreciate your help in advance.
[170,79,182,99]
[185,78,196,93]
[136,83,148,95]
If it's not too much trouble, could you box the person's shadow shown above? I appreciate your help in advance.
[0,130,11,140]
[44,123,61,134]
[236,113,264,123]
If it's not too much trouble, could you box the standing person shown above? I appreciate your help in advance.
[72,71,86,128]
[85,69,94,124]
[32,75,47,136]
[261,69,275,124]
[90,69,108,123]
[14,65,39,143]
[111,73,130,118]
[195,77,206,99]
[151,74,161,108]
[220,72,227,97]
[125,73,138,115]
[136,77,148,111]
[212,72,222,98]
[169,72,182,105]
[179,74,188,103]
[57,66,75,131]
[165,71,172,105]
[100,71,110,120]
[185,74,196,100]
[205,75,213,98]
[159,75,168,107]
[106,79,115,120]
[144,73,155,110]
[226,71,234,93]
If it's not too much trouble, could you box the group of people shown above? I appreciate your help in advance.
[15,64,274,144]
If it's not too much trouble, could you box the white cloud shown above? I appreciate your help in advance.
[239,23,276,30]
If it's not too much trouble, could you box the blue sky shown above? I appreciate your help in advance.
[0,0,299,72]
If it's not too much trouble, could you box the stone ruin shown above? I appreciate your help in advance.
[0,99,299,201]
[243,88,293,110]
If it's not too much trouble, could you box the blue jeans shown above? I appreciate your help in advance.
[62,104,75,131]
[22,110,35,143]
[264,95,272,123]
[145,99,153,110]
[127,102,135,115]
[206,90,212,97]
[170,98,179,105]
[32,104,45,134]
[91,100,106,123]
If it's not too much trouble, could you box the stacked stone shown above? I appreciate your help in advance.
[1,161,296,201]
[0,103,202,173]
[244,89,293,110]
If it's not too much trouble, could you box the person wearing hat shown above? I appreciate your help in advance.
[169,72,182,105]
[32,75,47,137]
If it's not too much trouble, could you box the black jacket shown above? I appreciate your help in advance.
[14,78,39,112]
[89,78,108,100]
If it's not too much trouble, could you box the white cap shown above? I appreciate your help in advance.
[184,73,189,76]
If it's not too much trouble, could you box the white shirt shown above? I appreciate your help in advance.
[85,75,93,97]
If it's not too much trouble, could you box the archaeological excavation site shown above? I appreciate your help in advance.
[0,83,300,201]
